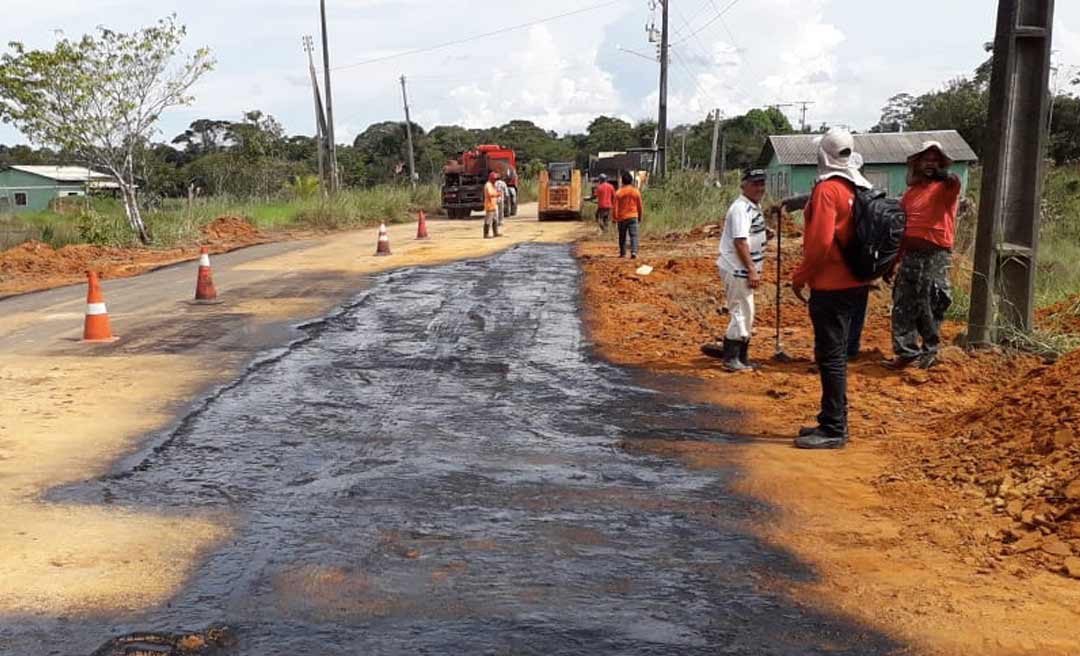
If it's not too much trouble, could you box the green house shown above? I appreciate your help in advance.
[0,165,118,213]
[759,130,978,200]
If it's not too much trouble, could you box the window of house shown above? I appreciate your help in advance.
[14,192,28,207]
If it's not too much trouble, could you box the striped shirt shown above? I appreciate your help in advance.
[717,195,767,278]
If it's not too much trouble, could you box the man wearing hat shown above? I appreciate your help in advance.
[888,141,961,369]
[791,129,873,449]
[707,168,770,372]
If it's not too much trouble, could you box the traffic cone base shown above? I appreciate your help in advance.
[375,222,392,256]
[82,271,119,343]
[192,248,222,304]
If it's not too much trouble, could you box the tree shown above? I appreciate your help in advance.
[908,77,988,157]
[0,15,213,243]
[586,116,635,154]
[871,93,916,133]
[1049,94,1080,165]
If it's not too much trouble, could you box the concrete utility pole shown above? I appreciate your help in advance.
[320,0,339,192]
[400,75,418,189]
[303,36,327,196]
[968,0,1056,345]
[719,131,727,179]
[709,108,722,181]
[680,131,687,170]
[793,101,816,132]
[657,0,669,181]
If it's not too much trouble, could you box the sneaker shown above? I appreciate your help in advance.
[631,253,638,259]
[794,429,848,450]
[798,425,821,437]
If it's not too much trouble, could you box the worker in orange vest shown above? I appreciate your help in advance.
[483,172,502,239]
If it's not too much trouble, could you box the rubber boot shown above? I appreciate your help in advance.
[493,223,501,238]
[739,340,759,370]
[484,223,491,239]
[722,339,750,373]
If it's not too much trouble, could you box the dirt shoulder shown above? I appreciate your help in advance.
[0,210,586,617]
[578,231,1080,656]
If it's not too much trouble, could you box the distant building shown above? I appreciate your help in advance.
[0,165,120,213]
[758,130,979,199]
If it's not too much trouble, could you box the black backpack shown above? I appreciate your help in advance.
[840,185,907,281]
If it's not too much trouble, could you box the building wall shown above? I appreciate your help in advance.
[771,162,971,200]
[0,170,84,213]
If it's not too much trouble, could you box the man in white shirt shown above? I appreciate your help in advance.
[704,168,771,372]
[494,177,509,227]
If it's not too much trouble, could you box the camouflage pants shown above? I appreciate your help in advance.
[891,248,952,360]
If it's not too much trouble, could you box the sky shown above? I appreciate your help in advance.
[2,0,1080,146]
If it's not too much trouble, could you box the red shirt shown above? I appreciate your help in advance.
[792,178,866,291]
[614,185,643,222]
[595,182,616,209]
[900,177,960,250]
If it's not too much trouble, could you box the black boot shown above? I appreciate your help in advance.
[794,428,848,450]
[722,339,749,372]
[483,223,491,239]
[739,340,759,370]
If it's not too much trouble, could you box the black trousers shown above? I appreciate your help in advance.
[809,286,870,436]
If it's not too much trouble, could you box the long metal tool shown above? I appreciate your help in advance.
[772,206,793,363]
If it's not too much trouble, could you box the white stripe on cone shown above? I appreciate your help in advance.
[200,253,211,266]
[86,303,108,316]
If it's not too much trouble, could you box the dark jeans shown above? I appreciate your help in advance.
[847,290,869,358]
[617,219,639,256]
[809,286,870,437]
[892,248,952,360]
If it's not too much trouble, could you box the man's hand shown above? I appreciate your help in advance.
[792,282,808,304]
[883,260,901,285]
[747,271,761,289]
[766,228,776,241]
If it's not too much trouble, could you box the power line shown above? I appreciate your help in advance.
[672,0,744,46]
[331,0,623,72]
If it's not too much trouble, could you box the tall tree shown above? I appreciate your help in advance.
[0,15,213,243]
[871,93,916,133]
[586,116,635,154]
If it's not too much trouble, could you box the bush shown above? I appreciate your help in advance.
[640,170,739,235]
[77,208,130,246]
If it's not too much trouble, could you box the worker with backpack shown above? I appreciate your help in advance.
[791,129,906,450]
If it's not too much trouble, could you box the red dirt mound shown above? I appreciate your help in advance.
[201,216,259,243]
[1038,295,1080,335]
[925,350,1080,575]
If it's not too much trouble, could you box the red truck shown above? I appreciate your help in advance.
[441,144,518,219]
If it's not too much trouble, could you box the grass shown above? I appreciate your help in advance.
[639,170,740,235]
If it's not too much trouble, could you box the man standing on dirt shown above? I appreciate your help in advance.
[484,172,502,239]
[594,174,615,234]
[613,171,644,258]
[495,175,510,229]
[707,169,769,372]
[887,141,961,370]
[791,129,873,450]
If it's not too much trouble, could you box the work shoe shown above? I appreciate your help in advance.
[794,429,848,450]
[882,356,918,370]
[484,225,491,239]
[918,352,939,370]
[721,339,750,373]
[700,341,725,359]
[798,425,821,437]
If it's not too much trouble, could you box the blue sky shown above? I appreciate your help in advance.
[2,0,1079,146]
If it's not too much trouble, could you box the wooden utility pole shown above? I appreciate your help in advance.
[969,0,1055,344]
[320,0,339,192]
[303,36,327,195]
[400,75,418,189]
[657,0,669,181]
[709,108,722,181]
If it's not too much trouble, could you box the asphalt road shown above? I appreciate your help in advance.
[0,243,905,655]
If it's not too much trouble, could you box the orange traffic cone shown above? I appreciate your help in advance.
[375,222,392,256]
[83,271,117,342]
[416,210,430,240]
[193,247,221,304]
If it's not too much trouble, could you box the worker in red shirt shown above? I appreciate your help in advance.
[791,129,873,450]
[613,171,644,258]
[594,174,616,234]
[887,141,961,369]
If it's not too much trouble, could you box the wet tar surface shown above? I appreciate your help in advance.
[18,244,902,655]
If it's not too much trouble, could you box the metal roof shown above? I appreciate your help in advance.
[761,130,979,166]
[6,165,114,183]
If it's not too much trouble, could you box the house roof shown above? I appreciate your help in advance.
[6,165,114,183]
[759,130,979,167]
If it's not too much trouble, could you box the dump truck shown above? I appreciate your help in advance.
[441,144,518,219]
[537,162,584,221]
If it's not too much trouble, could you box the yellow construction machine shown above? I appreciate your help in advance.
[538,162,583,221]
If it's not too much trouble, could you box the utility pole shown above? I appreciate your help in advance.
[320,0,339,192]
[794,101,816,132]
[709,108,722,181]
[400,75,417,189]
[719,131,727,178]
[657,0,669,181]
[968,0,1056,345]
[303,36,327,196]
[680,131,687,170]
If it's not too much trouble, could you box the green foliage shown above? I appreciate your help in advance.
[285,175,321,200]
[586,116,636,154]
[639,170,740,235]
[77,207,129,246]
